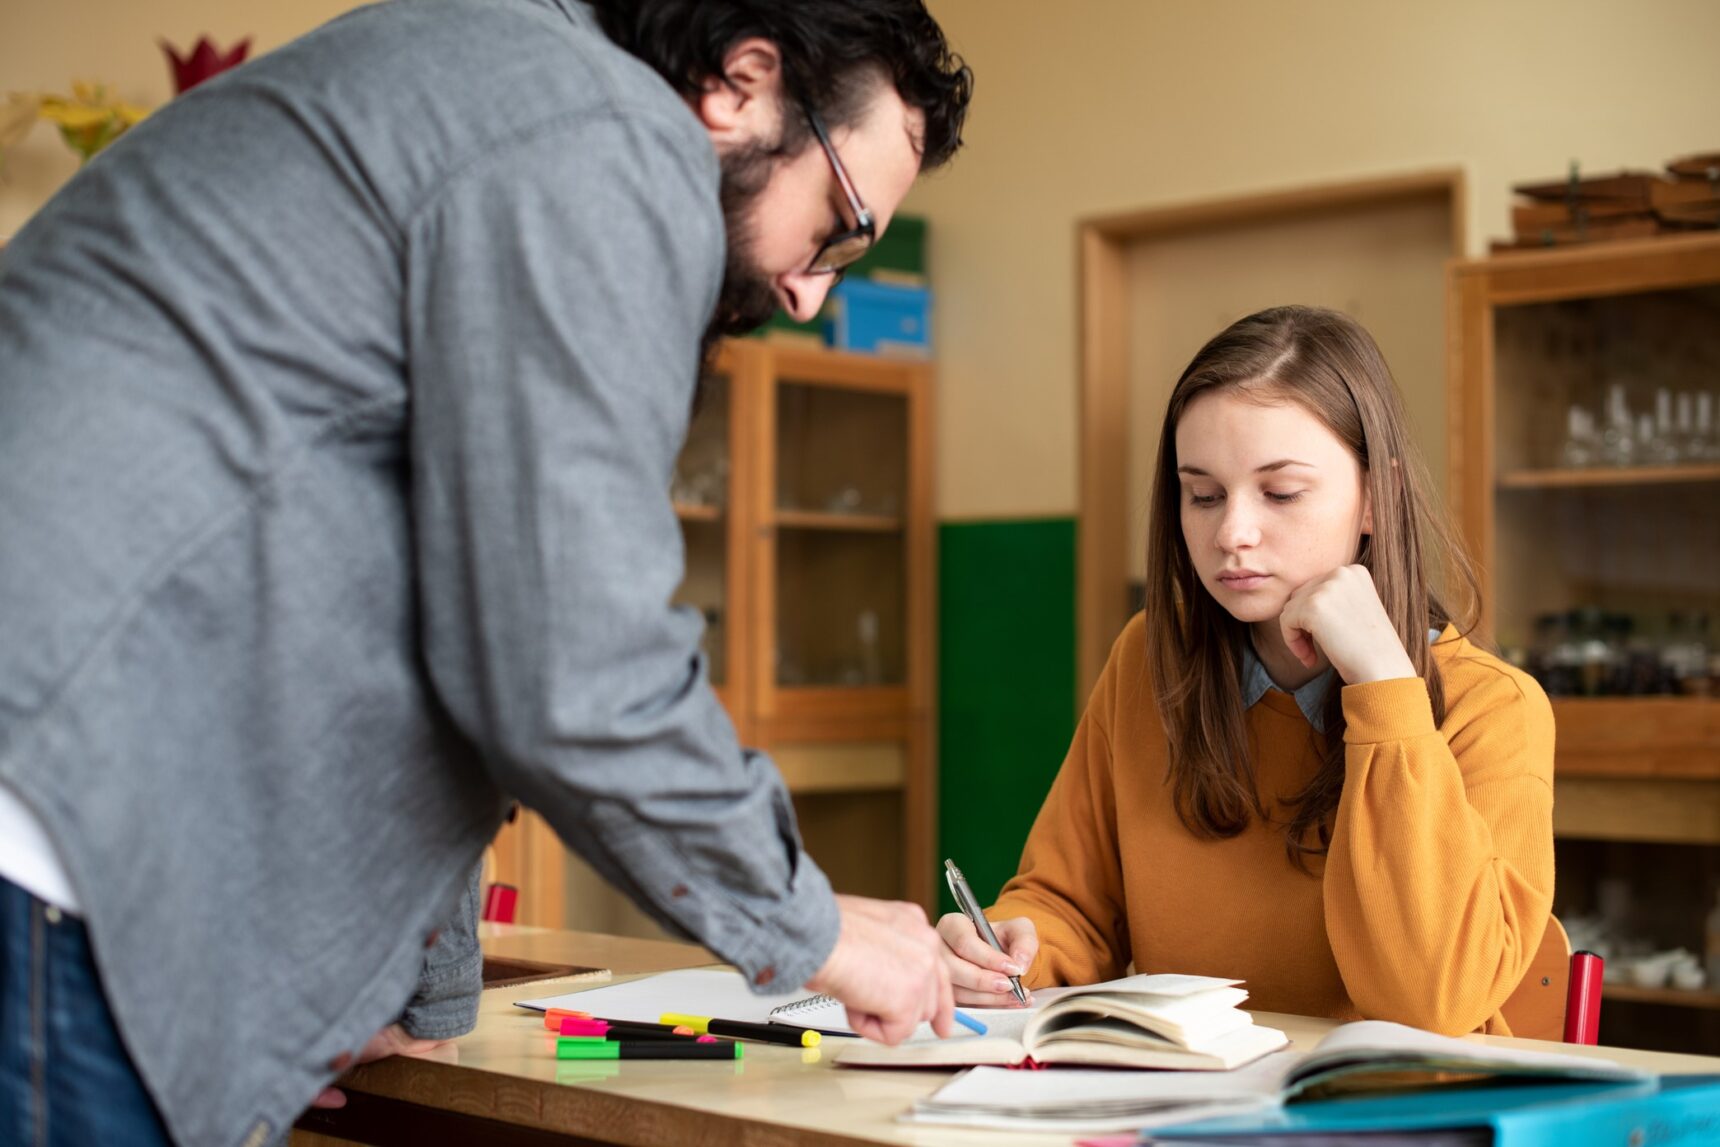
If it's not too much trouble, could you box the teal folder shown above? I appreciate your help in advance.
[1148,1075,1720,1146]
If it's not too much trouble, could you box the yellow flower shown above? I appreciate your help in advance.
[3,81,149,166]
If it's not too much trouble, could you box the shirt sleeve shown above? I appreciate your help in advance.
[990,644,1132,987]
[403,109,837,993]
[398,864,483,1040]
[1322,666,1555,1035]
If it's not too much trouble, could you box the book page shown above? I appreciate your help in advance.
[927,1057,1293,1109]
[1291,1020,1649,1096]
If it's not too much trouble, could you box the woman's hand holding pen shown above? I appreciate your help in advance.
[807,895,957,1045]
[1277,564,1416,685]
[936,913,1038,1007]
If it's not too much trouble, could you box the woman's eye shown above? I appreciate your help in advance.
[1266,491,1304,505]
[1187,491,1222,507]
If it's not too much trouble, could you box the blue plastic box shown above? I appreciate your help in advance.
[825,279,930,357]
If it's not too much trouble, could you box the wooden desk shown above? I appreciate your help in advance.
[295,928,1720,1147]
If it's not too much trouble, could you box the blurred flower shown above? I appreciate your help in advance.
[161,36,251,95]
[1,83,150,168]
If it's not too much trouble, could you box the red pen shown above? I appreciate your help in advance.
[1563,949,1603,1045]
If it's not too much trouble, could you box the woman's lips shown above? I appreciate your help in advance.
[1217,571,1271,590]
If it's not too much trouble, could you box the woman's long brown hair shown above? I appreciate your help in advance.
[1143,306,1480,868]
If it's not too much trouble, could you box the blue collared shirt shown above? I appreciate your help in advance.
[1240,642,1337,732]
[1240,629,1444,733]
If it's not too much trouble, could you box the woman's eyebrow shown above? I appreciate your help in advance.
[1176,459,1314,477]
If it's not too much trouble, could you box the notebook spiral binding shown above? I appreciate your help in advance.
[769,993,840,1018]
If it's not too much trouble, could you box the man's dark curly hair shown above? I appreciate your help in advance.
[587,0,972,171]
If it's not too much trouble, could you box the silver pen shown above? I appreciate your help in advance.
[943,858,1029,1006]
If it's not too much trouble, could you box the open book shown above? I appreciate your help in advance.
[904,1020,1650,1135]
[838,973,1290,1071]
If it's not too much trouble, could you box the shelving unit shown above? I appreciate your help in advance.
[1496,464,1720,489]
[490,338,938,931]
[1446,233,1720,1052]
[1603,984,1720,1012]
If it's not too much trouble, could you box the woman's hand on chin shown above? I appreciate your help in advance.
[1277,564,1417,685]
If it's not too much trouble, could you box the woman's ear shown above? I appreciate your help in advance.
[1360,457,1400,537]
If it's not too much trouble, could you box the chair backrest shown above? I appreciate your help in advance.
[1499,914,1572,1041]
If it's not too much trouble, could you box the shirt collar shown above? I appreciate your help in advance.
[1239,627,1445,733]
[1239,640,1335,732]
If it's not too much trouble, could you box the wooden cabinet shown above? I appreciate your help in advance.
[490,338,938,929]
[1446,233,1720,1051]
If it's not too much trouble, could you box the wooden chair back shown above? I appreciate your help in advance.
[1500,914,1572,1041]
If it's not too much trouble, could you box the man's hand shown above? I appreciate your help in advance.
[1278,564,1416,685]
[936,912,1038,1007]
[309,1022,455,1109]
[806,894,956,1045]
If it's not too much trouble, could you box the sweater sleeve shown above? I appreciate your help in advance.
[990,647,1131,988]
[1323,663,1555,1035]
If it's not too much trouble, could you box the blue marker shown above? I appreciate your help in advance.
[953,1009,988,1036]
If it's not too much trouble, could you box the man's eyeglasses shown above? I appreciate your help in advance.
[803,103,875,277]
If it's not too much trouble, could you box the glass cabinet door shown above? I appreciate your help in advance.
[1490,286,1720,687]
[771,376,911,695]
[670,366,738,698]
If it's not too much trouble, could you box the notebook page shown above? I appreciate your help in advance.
[514,967,819,1024]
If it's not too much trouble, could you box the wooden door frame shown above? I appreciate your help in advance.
[1076,168,1468,695]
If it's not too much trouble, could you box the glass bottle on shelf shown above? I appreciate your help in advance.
[1697,392,1719,461]
[1644,390,1678,465]
[1559,404,1597,468]
[1673,391,1697,463]
[1531,612,1579,697]
[1665,612,1713,698]
[857,609,883,685]
[1571,606,1616,697]
[1599,383,1636,467]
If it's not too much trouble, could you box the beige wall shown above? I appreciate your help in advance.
[7,1,1720,523]
[909,0,1720,520]
[0,1,359,236]
[1124,195,1452,580]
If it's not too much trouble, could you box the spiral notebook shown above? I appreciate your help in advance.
[514,967,861,1035]
[765,992,859,1035]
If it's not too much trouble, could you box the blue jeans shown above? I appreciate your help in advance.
[0,875,174,1146]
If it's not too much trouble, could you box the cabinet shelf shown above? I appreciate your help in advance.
[1498,464,1720,490]
[1603,983,1720,1011]
[774,509,904,532]
[672,502,723,522]
[1549,698,1720,780]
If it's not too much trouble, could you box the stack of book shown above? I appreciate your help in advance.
[1496,152,1719,252]
[895,1008,1652,1136]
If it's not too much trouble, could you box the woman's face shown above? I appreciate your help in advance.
[1174,389,1372,625]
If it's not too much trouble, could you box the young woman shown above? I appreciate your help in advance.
[939,306,1554,1037]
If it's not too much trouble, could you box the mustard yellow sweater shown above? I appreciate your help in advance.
[992,614,1555,1036]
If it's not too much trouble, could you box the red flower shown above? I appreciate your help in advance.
[160,36,252,95]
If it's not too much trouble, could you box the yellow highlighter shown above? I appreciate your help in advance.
[660,1014,820,1047]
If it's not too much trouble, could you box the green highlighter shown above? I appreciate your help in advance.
[556,1038,742,1061]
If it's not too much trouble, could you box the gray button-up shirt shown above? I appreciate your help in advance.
[0,2,836,1143]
